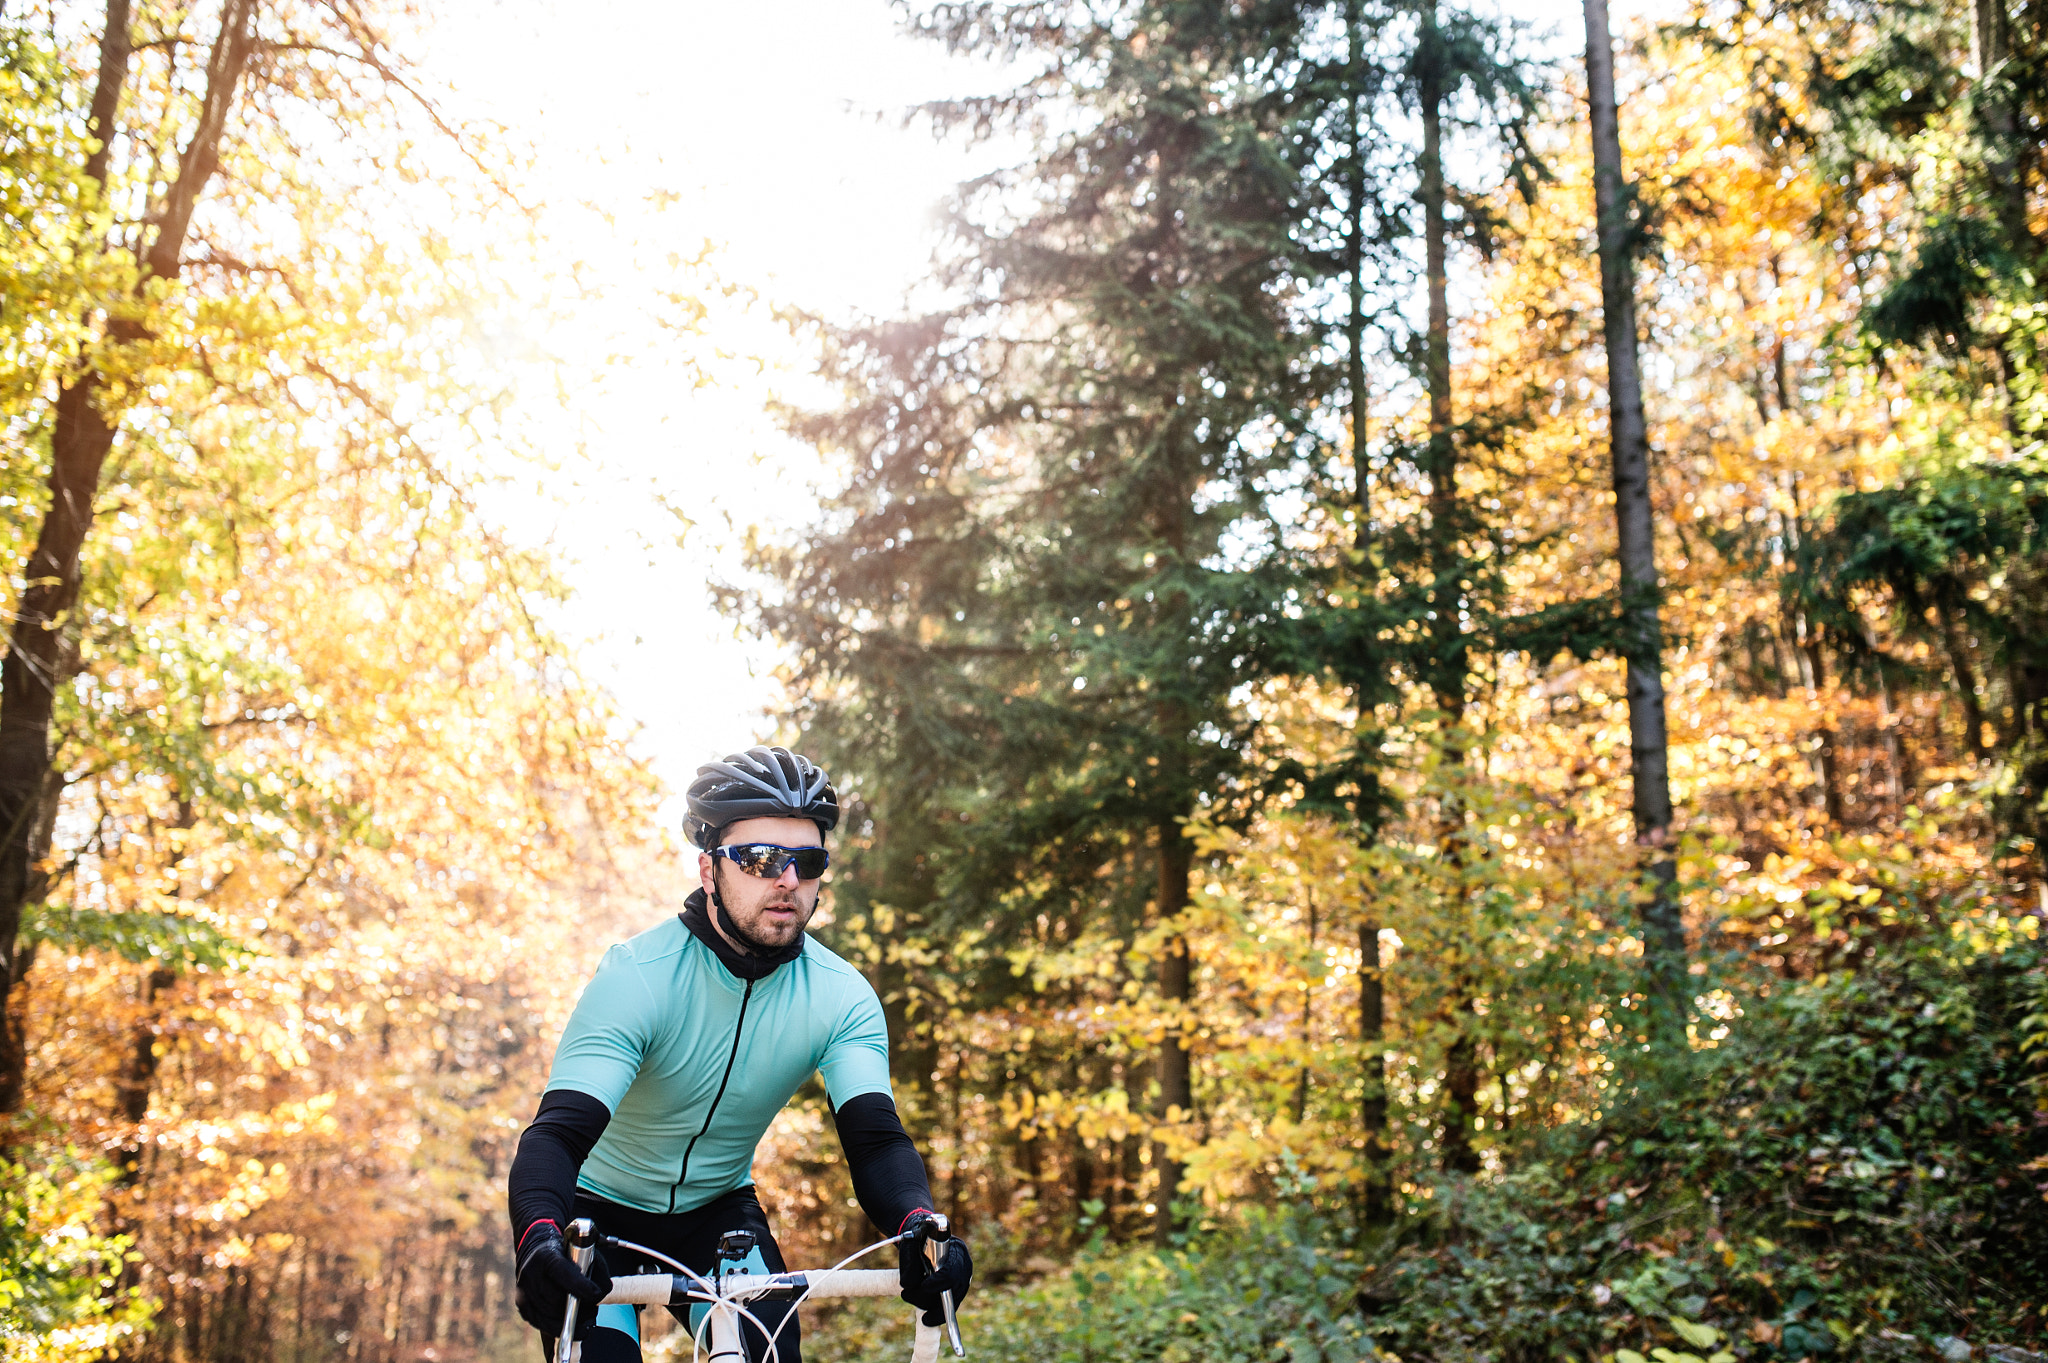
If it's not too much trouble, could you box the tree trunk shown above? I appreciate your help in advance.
[112,795,194,1178]
[1415,8,1488,1170]
[0,0,131,1119]
[184,1249,206,1362]
[946,1045,965,1218]
[434,1248,460,1348]
[1417,0,1464,723]
[1346,0,1370,545]
[1863,614,1906,802]
[1357,915,1390,1223]
[1439,1024,1481,1173]
[1800,626,1847,823]
[113,965,178,1175]
[1293,891,1318,1125]
[1583,0,1685,1020]
[1344,12,1392,1221]
[296,1247,313,1360]
[1153,816,1193,1246]
[1151,404,1197,1246]
[0,0,258,1115]
[1936,600,1991,758]
[1070,1118,1095,1227]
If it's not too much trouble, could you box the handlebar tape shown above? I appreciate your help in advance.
[601,1269,903,1306]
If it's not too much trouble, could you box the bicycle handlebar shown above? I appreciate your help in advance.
[601,1268,902,1306]
[553,1222,966,1361]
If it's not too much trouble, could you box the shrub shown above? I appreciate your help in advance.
[0,1143,154,1363]
[804,1203,1371,1363]
[1373,928,2047,1361]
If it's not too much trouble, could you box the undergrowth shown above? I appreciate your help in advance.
[805,922,2045,1363]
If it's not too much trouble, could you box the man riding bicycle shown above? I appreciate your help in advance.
[506,746,973,1361]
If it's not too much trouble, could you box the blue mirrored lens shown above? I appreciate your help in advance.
[719,844,829,880]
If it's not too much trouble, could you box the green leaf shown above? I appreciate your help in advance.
[23,904,253,971]
[1670,1319,1720,1349]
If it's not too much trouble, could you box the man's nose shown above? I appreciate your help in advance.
[776,862,802,889]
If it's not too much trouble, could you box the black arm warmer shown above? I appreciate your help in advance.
[507,1089,611,1241]
[834,1091,936,1236]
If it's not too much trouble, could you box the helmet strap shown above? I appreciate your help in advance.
[713,894,748,953]
[706,864,735,934]
[707,863,785,958]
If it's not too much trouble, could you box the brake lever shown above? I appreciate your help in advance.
[555,1218,597,1363]
[923,1213,965,1358]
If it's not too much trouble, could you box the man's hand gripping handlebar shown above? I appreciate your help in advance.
[896,1209,970,1357]
[514,1216,611,1363]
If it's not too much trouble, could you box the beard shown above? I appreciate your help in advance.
[713,869,815,952]
[731,904,808,951]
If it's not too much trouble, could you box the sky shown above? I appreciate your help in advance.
[424,0,1643,818]
[427,0,1013,816]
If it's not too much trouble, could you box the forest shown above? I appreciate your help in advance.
[0,0,2044,1361]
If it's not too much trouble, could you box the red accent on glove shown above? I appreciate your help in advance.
[517,1219,559,1252]
[899,1208,935,1235]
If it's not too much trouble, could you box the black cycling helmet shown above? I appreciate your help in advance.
[685,745,839,850]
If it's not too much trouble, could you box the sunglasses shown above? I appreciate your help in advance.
[712,842,831,881]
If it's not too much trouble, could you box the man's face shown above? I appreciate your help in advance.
[697,815,824,953]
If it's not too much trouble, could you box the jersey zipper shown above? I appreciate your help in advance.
[670,977,754,1213]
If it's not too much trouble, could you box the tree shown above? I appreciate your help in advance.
[5,0,273,1110]
[1582,0,1684,1022]
[0,0,259,1114]
[749,0,1322,1245]
[1370,0,1544,1174]
[1689,0,2048,862]
[0,7,678,1353]
[0,0,522,1116]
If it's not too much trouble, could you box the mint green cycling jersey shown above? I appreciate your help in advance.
[543,915,892,1215]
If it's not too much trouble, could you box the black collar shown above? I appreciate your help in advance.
[680,887,804,982]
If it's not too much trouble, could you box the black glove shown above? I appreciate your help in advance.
[897,1209,973,1327]
[514,1220,613,1340]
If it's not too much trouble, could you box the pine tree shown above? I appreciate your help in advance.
[749,0,1321,1243]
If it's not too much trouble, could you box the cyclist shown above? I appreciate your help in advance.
[506,746,972,1362]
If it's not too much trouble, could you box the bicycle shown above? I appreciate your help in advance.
[552,1214,967,1363]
